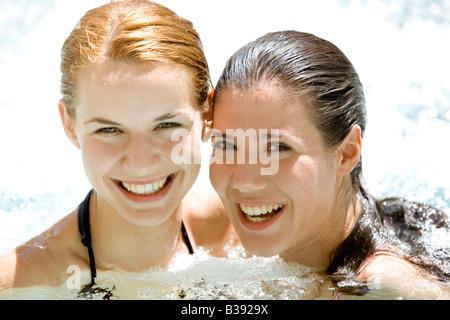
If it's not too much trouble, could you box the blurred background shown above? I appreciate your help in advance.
[1,0,449,254]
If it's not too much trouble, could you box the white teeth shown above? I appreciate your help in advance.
[122,177,168,195]
[246,216,268,223]
[239,203,284,216]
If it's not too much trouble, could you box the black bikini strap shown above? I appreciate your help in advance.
[181,221,194,255]
[78,189,193,286]
[78,190,97,286]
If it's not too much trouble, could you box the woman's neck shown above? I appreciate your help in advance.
[88,191,187,272]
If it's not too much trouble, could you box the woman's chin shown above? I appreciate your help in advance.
[119,206,179,227]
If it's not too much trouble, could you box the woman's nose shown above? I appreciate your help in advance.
[121,135,161,175]
[231,163,269,193]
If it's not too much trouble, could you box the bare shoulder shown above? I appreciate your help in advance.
[357,253,450,299]
[0,210,86,290]
[182,190,240,256]
[0,250,18,290]
[0,237,61,290]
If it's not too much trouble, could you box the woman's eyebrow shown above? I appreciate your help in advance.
[83,112,193,126]
[215,131,289,140]
[83,118,121,126]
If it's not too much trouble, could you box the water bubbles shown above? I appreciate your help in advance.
[43,250,324,300]
[128,251,322,300]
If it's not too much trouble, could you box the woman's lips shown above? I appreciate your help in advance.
[235,201,286,231]
[120,176,169,195]
[239,203,285,222]
[112,173,177,203]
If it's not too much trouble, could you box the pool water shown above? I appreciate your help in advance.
[0,248,417,300]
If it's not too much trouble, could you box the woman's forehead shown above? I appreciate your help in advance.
[215,82,309,119]
[215,85,319,135]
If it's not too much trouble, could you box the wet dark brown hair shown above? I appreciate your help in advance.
[214,31,365,190]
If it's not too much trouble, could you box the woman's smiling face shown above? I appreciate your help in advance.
[61,62,202,226]
[210,81,347,263]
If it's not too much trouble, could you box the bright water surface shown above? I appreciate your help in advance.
[0,249,412,300]
[0,0,449,299]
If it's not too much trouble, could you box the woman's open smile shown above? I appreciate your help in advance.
[235,201,286,231]
[112,172,178,203]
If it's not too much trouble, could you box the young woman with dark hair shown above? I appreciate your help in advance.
[210,30,449,298]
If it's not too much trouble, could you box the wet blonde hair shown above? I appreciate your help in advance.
[60,0,211,117]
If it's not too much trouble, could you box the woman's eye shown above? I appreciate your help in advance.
[267,142,290,153]
[157,122,181,129]
[212,140,236,151]
[95,127,121,134]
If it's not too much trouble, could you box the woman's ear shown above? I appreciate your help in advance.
[337,124,362,177]
[58,99,81,149]
[202,85,214,142]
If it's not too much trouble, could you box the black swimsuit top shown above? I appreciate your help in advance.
[77,190,194,286]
